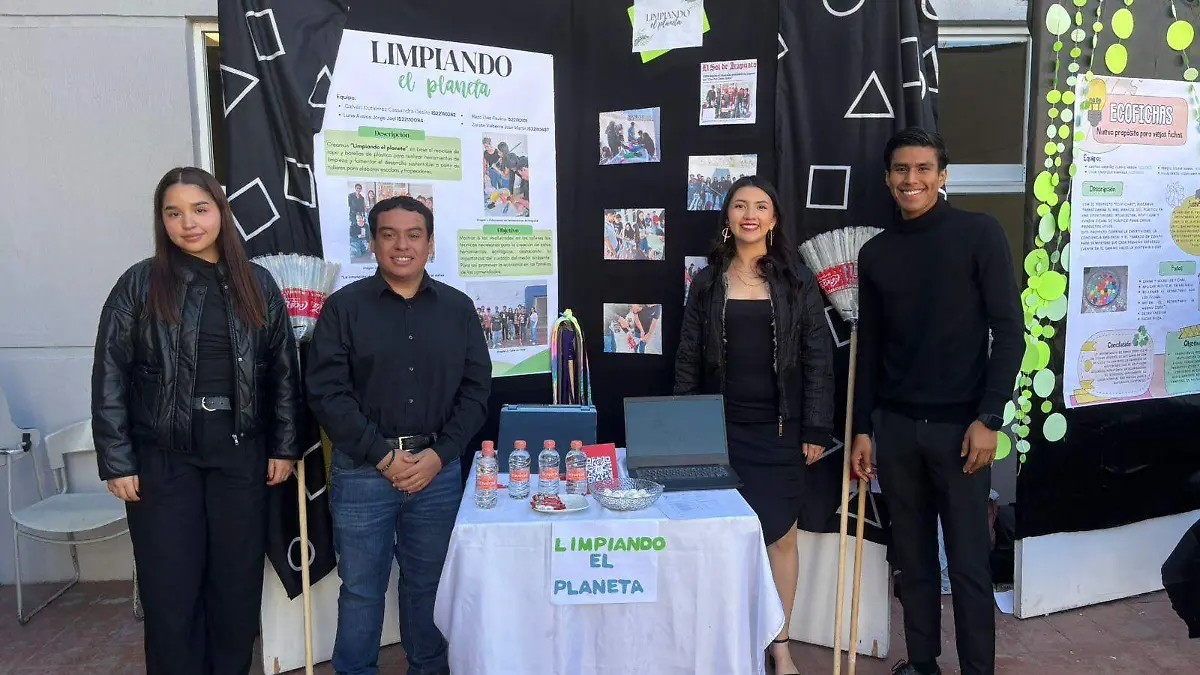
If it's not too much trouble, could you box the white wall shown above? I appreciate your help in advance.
[0,0,216,583]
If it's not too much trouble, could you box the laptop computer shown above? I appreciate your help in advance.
[623,394,742,492]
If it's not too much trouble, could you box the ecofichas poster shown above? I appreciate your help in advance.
[1064,74,1200,407]
[315,31,558,377]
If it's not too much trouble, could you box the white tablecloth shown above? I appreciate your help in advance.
[434,452,784,675]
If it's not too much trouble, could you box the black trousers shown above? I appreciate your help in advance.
[126,410,268,675]
[875,410,995,675]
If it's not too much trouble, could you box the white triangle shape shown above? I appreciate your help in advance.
[220,64,260,117]
[844,71,895,119]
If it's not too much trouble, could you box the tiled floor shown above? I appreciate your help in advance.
[0,581,1195,674]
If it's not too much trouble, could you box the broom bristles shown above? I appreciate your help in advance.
[798,226,882,324]
[251,254,341,341]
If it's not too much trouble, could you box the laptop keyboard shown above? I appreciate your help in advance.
[637,465,730,482]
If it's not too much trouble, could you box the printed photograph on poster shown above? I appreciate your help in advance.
[604,208,665,261]
[482,133,531,218]
[599,108,660,165]
[345,181,435,264]
[632,0,704,53]
[602,303,663,355]
[687,154,758,211]
[1080,266,1128,314]
[684,256,708,304]
[467,279,549,349]
[699,59,757,126]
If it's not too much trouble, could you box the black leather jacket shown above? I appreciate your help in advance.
[674,261,835,446]
[91,258,302,480]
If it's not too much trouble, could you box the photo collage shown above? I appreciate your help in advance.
[345,182,435,265]
[482,133,531,218]
[597,61,759,354]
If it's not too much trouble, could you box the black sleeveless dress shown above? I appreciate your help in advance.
[723,299,806,545]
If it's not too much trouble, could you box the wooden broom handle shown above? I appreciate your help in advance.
[833,325,858,674]
[847,475,869,674]
[297,459,314,675]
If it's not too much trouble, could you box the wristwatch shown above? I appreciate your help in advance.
[977,413,1003,431]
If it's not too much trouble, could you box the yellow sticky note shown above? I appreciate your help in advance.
[627,5,711,63]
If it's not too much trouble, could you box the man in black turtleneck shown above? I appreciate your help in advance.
[850,128,1023,675]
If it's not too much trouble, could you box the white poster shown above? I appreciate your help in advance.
[632,0,704,53]
[315,31,558,377]
[699,59,757,126]
[1065,75,1200,407]
[550,521,662,605]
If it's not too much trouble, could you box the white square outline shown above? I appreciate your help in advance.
[245,9,286,62]
[301,441,327,501]
[806,165,852,210]
[923,45,940,94]
[309,65,332,109]
[900,37,927,98]
[777,33,789,61]
[219,64,260,117]
[824,305,851,347]
[228,177,281,241]
[283,157,317,208]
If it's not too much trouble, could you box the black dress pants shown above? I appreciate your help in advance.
[126,410,268,675]
[874,410,995,675]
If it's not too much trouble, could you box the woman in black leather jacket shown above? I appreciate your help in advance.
[674,175,834,675]
[91,167,301,675]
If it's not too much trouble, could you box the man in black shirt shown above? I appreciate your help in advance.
[851,128,1022,675]
[307,196,491,675]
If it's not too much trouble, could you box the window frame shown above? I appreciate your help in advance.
[190,20,220,175]
[937,24,1032,195]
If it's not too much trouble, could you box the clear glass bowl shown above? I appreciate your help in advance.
[592,478,664,511]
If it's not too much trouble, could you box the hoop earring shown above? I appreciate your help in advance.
[768,228,775,246]
[721,227,731,243]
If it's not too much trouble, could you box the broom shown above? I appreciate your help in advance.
[799,226,881,675]
[252,253,341,675]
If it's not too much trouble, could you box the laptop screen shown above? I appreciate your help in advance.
[623,395,729,465]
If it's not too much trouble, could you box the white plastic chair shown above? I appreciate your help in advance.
[1,389,142,624]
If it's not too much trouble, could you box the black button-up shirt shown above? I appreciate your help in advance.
[306,271,491,468]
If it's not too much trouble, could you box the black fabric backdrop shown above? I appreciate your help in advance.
[218,0,345,598]
[1016,1,1200,539]
[776,0,939,539]
[221,1,942,552]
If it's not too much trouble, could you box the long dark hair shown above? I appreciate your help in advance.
[708,175,806,310]
[148,167,266,328]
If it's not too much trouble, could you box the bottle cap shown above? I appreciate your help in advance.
[544,439,556,449]
[514,440,527,449]
[570,440,583,449]
[481,440,495,456]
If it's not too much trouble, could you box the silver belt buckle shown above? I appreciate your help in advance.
[201,397,217,412]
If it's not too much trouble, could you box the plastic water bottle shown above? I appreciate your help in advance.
[474,441,498,509]
[565,440,588,495]
[538,440,560,495]
[508,440,531,499]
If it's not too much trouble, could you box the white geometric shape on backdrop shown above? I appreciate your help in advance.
[845,71,895,119]
[245,9,286,62]
[220,64,260,117]
[228,177,281,241]
[922,0,940,22]
[923,46,940,94]
[283,157,317,208]
[309,65,332,109]
[806,165,852,211]
[817,436,844,463]
[820,0,868,17]
[301,441,327,501]
[900,37,926,98]
[777,33,789,61]
[837,481,883,528]
[825,305,851,347]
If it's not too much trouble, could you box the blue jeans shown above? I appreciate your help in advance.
[329,450,462,675]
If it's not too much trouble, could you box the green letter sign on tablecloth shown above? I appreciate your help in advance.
[550,521,662,605]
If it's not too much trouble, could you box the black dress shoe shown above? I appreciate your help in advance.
[891,660,940,675]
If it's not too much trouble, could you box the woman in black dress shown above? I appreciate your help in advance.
[675,175,834,675]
